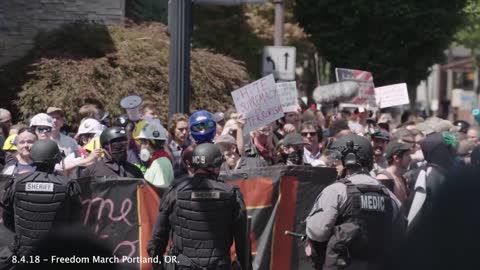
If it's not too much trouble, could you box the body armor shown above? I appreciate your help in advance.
[170,175,237,269]
[11,172,79,257]
[322,178,394,270]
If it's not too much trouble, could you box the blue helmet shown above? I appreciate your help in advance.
[189,110,216,144]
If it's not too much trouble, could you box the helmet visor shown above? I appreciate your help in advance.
[191,121,215,133]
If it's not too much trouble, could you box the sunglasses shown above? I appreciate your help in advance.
[301,132,317,137]
[191,121,215,132]
[36,127,52,133]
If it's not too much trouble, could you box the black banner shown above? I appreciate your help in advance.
[221,165,337,270]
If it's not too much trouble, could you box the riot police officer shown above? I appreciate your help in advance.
[305,134,406,270]
[148,143,249,270]
[79,126,143,178]
[1,139,81,268]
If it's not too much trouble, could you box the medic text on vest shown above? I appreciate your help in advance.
[360,195,385,212]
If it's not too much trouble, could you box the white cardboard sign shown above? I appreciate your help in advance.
[276,81,298,113]
[451,89,464,108]
[374,83,410,108]
[231,74,283,133]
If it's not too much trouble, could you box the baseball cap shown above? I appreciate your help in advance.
[371,129,390,141]
[214,134,237,145]
[46,107,64,116]
[283,133,304,146]
[385,141,411,160]
[0,108,11,123]
[29,113,54,128]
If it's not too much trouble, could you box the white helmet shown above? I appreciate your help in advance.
[77,118,104,136]
[29,113,53,128]
[135,119,167,140]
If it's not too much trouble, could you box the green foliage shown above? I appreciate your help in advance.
[192,2,320,99]
[192,5,269,78]
[456,0,480,50]
[124,0,322,97]
[295,0,468,102]
[0,23,250,126]
[125,0,168,23]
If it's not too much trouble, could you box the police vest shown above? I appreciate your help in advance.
[324,178,394,269]
[13,172,74,256]
[170,175,236,269]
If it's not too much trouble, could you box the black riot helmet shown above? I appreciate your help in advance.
[331,134,374,171]
[30,139,63,165]
[191,143,225,169]
[100,127,128,147]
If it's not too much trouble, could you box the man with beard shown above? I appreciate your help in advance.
[79,127,143,178]
[376,142,412,203]
[370,129,390,176]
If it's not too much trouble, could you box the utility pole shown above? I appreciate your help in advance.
[273,0,284,46]
[168,0,265,116]
[168,0,192,116]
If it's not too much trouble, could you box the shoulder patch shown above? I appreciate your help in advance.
[25,182,54,192]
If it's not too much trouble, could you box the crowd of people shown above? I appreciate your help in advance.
[1,100,477,185]
[0,96,479,269]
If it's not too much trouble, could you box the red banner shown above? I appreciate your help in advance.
[222,165,337,270]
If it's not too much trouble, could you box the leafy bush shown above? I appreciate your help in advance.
[1,22,250,125]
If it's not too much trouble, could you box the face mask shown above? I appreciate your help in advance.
[285,150,303,165]
[139,148,151,162]
[109,141,128,163]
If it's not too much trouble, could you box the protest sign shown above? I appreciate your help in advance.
[451,89,464,108]
[374,83,410,108]
[335,68,376,107]
[276,81,298,113]
[231,74,283,133]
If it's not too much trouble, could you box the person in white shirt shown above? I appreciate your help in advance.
[46,107,79,156]
[301,121,323,166]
